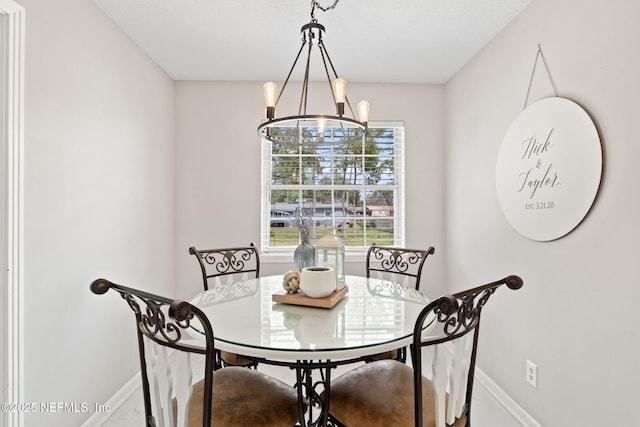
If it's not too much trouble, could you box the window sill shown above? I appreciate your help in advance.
[260,250,367,264]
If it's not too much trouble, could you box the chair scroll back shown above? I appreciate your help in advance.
[366,244,435,290]
[90,279,216,427]
[188,243,260,291]
[412,275,523,427]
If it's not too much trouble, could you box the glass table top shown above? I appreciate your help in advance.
[189,275,429,361]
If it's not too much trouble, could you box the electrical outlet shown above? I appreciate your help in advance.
[526,360,538,388]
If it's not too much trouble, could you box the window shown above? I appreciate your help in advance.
[261,121,405,253]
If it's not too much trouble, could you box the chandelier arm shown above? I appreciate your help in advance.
[343,94,358,120]
[319,39,340,83]
[299,35,315,116]
[318,40,339,106]
[318,39,358,119]
[276,41,307,108]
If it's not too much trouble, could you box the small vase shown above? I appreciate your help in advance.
[294,242,316,272]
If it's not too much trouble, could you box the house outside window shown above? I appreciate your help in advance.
[261,121,405,254]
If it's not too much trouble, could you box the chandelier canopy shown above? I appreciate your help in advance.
[257,0,369,145]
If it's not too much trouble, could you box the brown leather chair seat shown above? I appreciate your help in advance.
[187,366,299,426]
[219,350,255,367]
[363,348,400,362]
[328,360,466,427]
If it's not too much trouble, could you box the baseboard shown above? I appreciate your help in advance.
[475,367,542,427]
[80,374,141,427]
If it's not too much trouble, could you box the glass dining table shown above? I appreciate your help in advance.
[188,274,430,426]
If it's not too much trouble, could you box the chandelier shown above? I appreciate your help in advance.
[257,0,369,145]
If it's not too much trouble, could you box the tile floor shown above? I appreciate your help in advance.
[100,362,522,427]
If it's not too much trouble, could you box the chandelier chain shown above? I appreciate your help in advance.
[311,0,340,21]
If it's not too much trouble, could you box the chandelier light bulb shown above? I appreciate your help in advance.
[332,78,347,103]
[332,78,347,115]
[318,117,327,138]
[357,100,370,124]
[263,82,278,119]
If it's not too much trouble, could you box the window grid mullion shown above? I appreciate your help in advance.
[330,129,335,228]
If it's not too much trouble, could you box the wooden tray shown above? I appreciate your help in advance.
[272,286,349,309]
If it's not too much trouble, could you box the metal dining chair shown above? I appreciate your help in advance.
[90,278,300,427]
[326,275,523,427]
[365,244,436,362]
[188,244,260,369]
[366,244,435,291]
[188,243,260,291]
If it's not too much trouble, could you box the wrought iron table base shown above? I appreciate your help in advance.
[247,357,364,427]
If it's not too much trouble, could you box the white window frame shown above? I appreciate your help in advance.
[260,121,405,257]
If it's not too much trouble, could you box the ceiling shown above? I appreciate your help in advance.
[94,0,531,84]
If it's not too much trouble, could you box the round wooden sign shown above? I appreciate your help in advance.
[496,97,602,241]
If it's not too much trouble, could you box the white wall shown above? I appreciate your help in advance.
[445,0,640,425]
[19,0,175,425]
[174,81,447,299]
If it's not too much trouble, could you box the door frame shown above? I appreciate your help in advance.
[0,1,24,426]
